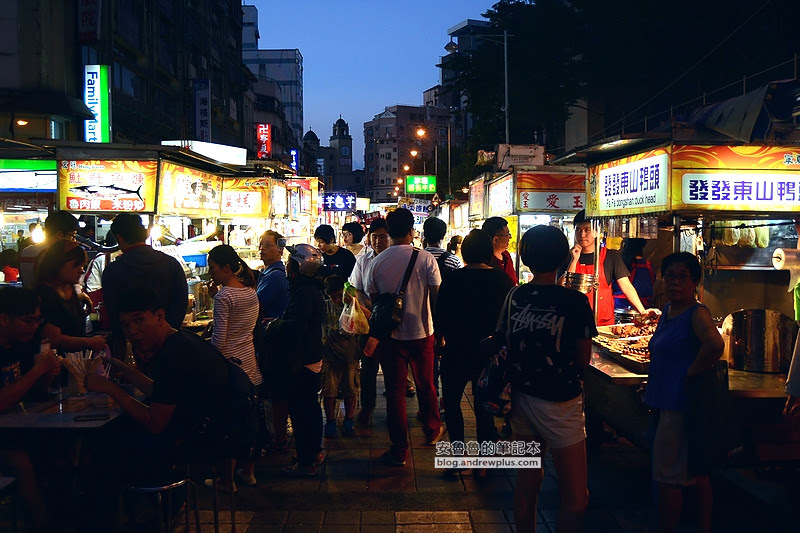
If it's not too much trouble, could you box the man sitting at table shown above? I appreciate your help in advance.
[0,285,61,532]
[85,287,229,473]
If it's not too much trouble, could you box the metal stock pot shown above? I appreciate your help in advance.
[563,272,597,294]
[722,309,798,373]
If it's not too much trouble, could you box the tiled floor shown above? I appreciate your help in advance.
[2,374,798,532]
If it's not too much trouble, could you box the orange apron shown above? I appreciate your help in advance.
[575,246,614,326]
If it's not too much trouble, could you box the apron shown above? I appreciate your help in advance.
[576,246,614,326]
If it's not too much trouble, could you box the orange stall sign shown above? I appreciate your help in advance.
[220,178,271,217]
[158,161,222,218]
[58,160,158,213]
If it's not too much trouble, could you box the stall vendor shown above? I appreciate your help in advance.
[567,210,653,326]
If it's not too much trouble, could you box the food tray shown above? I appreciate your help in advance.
[596,324,634,338]
[600,347,650,374]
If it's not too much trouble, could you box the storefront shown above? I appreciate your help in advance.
[0,159,57,250]
[582,143,800,452]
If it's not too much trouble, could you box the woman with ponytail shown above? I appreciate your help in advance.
[206,244,262,490]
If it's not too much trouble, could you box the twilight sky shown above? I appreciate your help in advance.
[249,0,494,169]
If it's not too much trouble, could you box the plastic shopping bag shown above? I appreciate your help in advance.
[340,297,370,335]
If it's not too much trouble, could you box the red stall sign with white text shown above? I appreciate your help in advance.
[257,124,271,159]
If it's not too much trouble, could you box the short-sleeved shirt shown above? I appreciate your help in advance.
[36,285,86,338]
[425,247,463,276]
[0,338,39,391]
[150,331,229,432]
[256,261,290,320]
[212,286,262,386]
[348,248,376,292]
[319,247,356,279]
[578,249,630,287]
[367,245,441,341]
[497,284,597,402]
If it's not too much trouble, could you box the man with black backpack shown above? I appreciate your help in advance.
[85,288,256,484]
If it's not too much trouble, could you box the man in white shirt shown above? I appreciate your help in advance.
[367,208,444,466]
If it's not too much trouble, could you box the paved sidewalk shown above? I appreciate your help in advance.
[182,374,798,533]
[1,373,797,532]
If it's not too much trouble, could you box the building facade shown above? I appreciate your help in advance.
[242,7,304,151]
[363,105,454,203]
[0,0,250,147]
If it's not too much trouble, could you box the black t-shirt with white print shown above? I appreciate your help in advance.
[497,284,597,402]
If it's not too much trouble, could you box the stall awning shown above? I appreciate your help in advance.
[0,90,95,121]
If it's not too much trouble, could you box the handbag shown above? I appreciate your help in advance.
[475,287,518,417]
[685,360,744,476]
[368,249,419,341]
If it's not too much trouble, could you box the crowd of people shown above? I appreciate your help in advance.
[1,206,777,533]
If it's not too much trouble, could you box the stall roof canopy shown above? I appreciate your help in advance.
[0,90,94,121]
[550,133,671,166]
[31,140,241,176]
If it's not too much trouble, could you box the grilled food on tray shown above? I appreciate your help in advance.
[609,322,657,337]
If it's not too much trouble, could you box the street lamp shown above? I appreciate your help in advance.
[445,30,510,144]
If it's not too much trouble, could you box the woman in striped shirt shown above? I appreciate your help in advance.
[207,244,262,490]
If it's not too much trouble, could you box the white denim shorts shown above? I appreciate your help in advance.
[510,392,586,449]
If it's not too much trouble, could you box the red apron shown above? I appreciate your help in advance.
[575,246,614,326]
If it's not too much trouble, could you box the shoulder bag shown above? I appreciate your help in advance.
[368,248,419,341]
[476,286,518,417]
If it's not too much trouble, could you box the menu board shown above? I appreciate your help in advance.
[58,160,158,212]
[469,177,485,218]
[157,161,221,218]
[487,174,514,216]
[220,178,270,217]
[272,182,288,216]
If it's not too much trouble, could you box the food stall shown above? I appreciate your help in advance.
[0,159,56,250]
[581,143,800,453]
[510,165,586,283]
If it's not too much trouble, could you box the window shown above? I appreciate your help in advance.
[393,147,397,152]
[50,120,66,140]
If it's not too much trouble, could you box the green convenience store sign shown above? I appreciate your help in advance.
[405,175,437,194]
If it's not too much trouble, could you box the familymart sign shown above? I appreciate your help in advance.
[84,65,111,143]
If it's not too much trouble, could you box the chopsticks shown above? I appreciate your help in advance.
[59,348,110,378]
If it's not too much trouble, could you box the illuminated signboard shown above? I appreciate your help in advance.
[158,161,221,217]
[272,183,288,216]
[588,150,669,216]
[469,177,485,218]
[220,178,269,216]
[256,123,271,159]
[518,191,585,212]
[405,175,437,194]
[58,160,158,212]
[290,149,299,172]
[487,174,513,216]
[84,65,111,143]
[322,192,356,211]
[671,145,800,212]
[0,159,56,192]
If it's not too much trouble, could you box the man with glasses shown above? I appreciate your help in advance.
[19,211,80,288]
[0,286,61,531]
[482,216,517,285]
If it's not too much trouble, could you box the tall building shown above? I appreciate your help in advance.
[0,0,250,146]
[242,6,303,149]
[241,4,297,160]
[363,105,453,202]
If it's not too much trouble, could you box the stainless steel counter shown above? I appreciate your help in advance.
[588,349,788,396]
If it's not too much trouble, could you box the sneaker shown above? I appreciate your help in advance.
[342,419,355,436]
[203,478,237,493]
[380,451,406,467]
[324,420,338,439]
[406,386,416,397]
[424,425,446,446]
[281,463,317,477]
[234,468,257,486]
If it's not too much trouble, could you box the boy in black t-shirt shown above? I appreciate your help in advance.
[314,224,356,279]
[497,225,596,533]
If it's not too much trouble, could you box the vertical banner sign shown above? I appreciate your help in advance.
[78,0,102,44]
[256,123,271,159]
[84,65,111,143]
[290,149,299,172]
[194,79,211,141]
